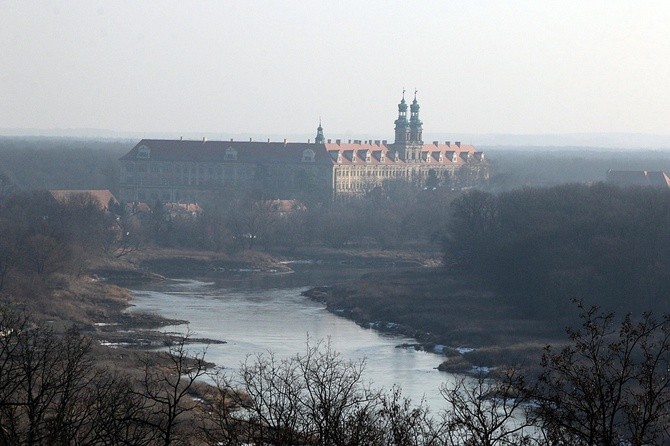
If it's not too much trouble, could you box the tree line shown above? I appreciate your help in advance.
[144,183,455,252]
[444,183,670,317]
[0,137,129,192]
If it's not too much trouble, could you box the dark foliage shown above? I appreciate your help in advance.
[0,137,131,193]
[445,184,670,317]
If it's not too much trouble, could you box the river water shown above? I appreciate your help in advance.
[128,261,459,411]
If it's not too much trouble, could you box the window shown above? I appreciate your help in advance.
[302,149,316,162]
[225,147,238,161]
[136,145,151,159]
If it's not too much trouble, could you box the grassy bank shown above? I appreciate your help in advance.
[304,267,572,373]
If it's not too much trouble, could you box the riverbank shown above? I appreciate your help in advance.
[7,245,568,375]
[303,267,571,374]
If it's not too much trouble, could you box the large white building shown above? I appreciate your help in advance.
[118,93,489,204]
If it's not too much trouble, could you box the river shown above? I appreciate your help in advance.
[128,261,459,410]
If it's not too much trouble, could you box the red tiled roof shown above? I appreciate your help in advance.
[49,189,118,210]
[261,199,306,213]
[324,141,480,166]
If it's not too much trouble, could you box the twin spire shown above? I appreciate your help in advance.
[315,90,423,145]
[395,89,423,144]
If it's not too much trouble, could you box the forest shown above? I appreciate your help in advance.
[445,184,670,317]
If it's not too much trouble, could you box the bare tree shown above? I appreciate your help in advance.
[135,331,208,446]
[85,371,158,446]
[532,304,670,446]
[377,386,445,446]
[0,311,97,445]
[296,340,379,446]
[203,340,383,446]
[440,370,535,446]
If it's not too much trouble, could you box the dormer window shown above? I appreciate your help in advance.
[380,152,385,162]
[337,152,342,163]
[394,151,399,162]
[136,145,151,159]
[365,150,371,162]
[225,146,238,161]
[302,149,316,162]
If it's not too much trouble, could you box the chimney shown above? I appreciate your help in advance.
[327,139,332,143]
[382,139,387,144]
[283,138,287,145]
[336,139,341,145]
[375,140,381,146]
[268,138,270,143]
[308,139,311,143]
[455,141,461,147]
[348,139,352,144]
[433,141,439,146]
[202,137,207,143]
[445,141,450,147]
[249,137,252,142]
[230,138,233,142]
[179,136,183,141]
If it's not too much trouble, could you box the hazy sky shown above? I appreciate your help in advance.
[2,1,669,138]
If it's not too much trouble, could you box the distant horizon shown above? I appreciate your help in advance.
[2,127,670,150]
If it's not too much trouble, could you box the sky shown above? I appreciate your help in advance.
[1,1,669,139]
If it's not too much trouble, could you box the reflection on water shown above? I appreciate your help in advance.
[129,263,457,410]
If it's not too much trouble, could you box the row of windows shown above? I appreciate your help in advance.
[125,162,243,175]
[334,151,476,164]
[334,167,455,178]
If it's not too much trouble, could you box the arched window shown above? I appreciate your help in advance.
[136,145,151,159]
[225,147,238,161]
[302,149,316,162]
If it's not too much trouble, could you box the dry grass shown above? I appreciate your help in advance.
[309,267,575,370]
[127,248,291,278]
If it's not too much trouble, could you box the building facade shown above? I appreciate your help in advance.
[118,94,489,204]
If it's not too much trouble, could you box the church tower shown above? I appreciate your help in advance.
[394,91,410,145]
[314,119,325,144]
[409,91,423,143]
[393,90,422,162]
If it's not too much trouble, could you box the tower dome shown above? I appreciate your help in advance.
[409,89,423,143]
[394,90,410,144]
[314,119,325,144]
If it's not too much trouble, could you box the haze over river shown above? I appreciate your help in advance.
[129,261,459,410]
